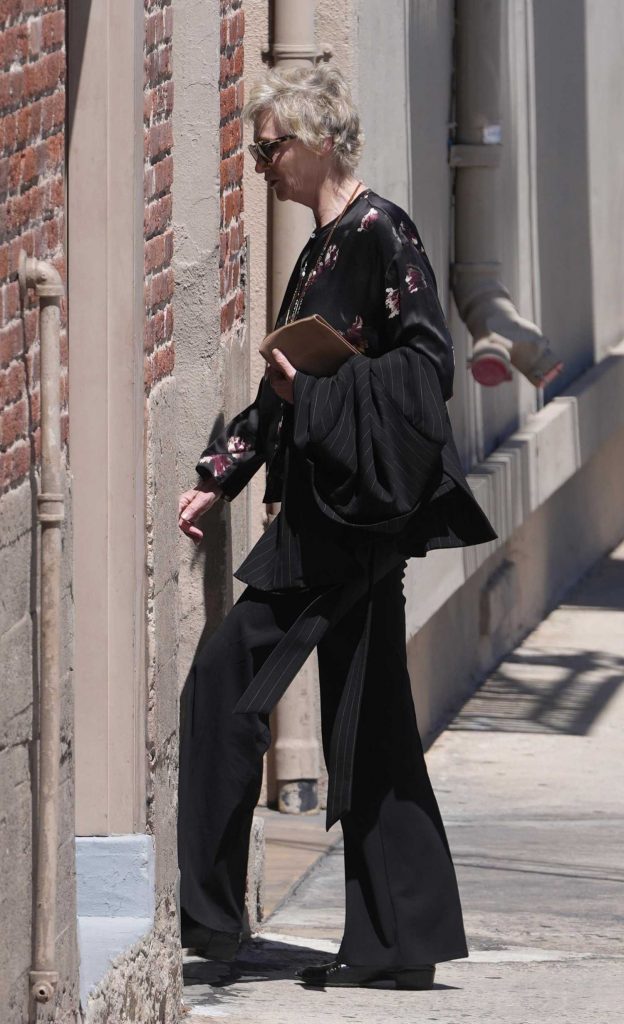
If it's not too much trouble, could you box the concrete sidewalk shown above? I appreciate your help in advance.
[183,540,624,1023]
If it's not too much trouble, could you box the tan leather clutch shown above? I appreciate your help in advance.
[259,314,359,377]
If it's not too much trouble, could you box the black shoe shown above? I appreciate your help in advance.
[181,909,241,962]
[296,959,435,989]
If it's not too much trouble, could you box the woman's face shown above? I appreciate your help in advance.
[252,110,322,206]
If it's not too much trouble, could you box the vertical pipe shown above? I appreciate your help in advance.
[451,0,562,388]
[266,0,322,813]
[19,253,65,1010]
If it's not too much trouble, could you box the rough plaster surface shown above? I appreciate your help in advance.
[173,0,239,682]
[146,377,182,905]
[82,889,182,1024]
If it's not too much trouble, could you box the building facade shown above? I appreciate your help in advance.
[1,1,623,1021]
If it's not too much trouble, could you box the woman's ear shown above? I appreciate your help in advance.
[321,135,334,156]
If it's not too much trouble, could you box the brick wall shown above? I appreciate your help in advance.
[0,2,66,494]
[220,0,245,338]
[144,0,174,392]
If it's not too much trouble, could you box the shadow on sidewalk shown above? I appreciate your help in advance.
[449,647,624,736]
[182,937,459,991]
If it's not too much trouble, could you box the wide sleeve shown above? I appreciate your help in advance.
[196,382,265,501]
[381,230,455,400]
[292,225,454,531]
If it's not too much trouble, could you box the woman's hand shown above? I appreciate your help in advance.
[178,481,223,544]
[267,348,296,404]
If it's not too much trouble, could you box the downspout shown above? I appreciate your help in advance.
[19,252,66,1010]
[264,0,327,813]
[451,0,562,387]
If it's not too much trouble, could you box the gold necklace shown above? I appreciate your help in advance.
[285,181,366,325]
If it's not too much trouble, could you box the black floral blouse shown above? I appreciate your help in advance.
[196,190,495,590]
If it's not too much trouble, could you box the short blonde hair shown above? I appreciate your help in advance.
[244,64,364,174]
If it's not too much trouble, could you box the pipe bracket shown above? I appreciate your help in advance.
[262,42,332,64]
[37,492,65,524]
[30,970,58,1003]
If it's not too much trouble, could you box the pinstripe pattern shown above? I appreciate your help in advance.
[234,545,407,828]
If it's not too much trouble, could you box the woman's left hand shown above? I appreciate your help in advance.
[267,348,296,404]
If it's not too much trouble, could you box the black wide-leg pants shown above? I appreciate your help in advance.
[178,565,468,966]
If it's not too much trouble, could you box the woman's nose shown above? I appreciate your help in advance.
[254,156,267,174]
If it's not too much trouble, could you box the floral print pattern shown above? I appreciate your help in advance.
[227,435,251,454]
[198,453,234,479]
[303,243,340,295]
[344,314,369,353]
[399,220,424,251]
[323,243,339,270]
[357,209,379,232]
[198,436,252,480]
[405,265,427,294]
[385,287,400,319]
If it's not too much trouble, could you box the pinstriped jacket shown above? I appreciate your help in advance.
[196,190,496,592]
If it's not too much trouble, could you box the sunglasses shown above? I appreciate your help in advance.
[247,134,295,165]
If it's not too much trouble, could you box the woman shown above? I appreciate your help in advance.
[178,64,495,990]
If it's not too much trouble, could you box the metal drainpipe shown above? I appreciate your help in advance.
[19,252,66,1011]
[264,0,328,813]
[451,0,562,388]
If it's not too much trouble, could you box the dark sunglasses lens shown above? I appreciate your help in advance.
[249,142,269,163]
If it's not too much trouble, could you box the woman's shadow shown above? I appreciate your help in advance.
[182,935,459,992]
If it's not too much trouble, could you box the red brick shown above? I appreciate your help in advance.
[42,10,65,51]
[146,266,174,309]
[220,84,236,120]
[30,387,40,428]
[153,343,174,381]
[151,154,173,197]
[41,91,63,134]
[145,193,172,240]
[0,322,23,367]
[163,229,174,264]
[236,80,244,111]
[28,17,42,58]
[0,67,24,108]
[0,397,28,448]
[2,280,20,323]
[164,303,174,339]
[0,2,23,28]
[23,51,63,102]
[233,44,243,78]
[1,111,17,152]
[145,11,164,51]
[145,237,165,275]
[164,6,173,41]
[146,120,173,163]
[23,308,39,348]
[0,24,29,69]
[0,360,24,407]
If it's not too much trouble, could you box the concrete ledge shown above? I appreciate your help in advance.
[76,835,155,1006]
[405,340,624,634]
